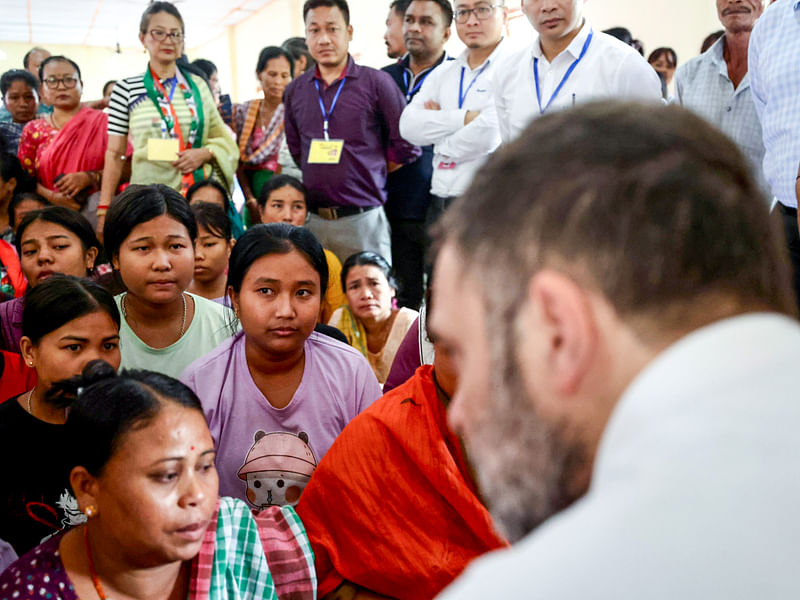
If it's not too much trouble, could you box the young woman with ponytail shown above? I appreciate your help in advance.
[0,274,120,555]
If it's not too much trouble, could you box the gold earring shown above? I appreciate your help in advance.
[84,505,98,518]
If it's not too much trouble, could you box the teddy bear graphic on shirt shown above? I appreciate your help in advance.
[237,430,317,509]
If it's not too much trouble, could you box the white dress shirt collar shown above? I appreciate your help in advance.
[531,19,591,63]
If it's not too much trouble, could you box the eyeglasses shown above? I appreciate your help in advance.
[43,76,79,89]
[148,29,184,42]
[454,4,502,24]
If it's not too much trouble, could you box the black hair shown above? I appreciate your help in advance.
[140,1,185,34]
[227,223,328,296]
[186,178,230,206]
[256,46,295,78]
[257,174,307,209]
[340,251,398,293]
[38,55,82,84]
[282,37,316,71]
[603,27,633,46]
[16,206,100,261]
[648,47,677,69]
[22,47,48,71]
[22,274,120,346]
[701,30,724,54]
[407,0,453,25]
[103,184,197,261]
[190,59,217,79]
[0,153,35,196]
[8,192,49,231]
[390,0,412,14]
[192,201,231,241]
[303,0,350,25]
[101,80,117,97]
[53,361,205,476]
[1,69,38,97]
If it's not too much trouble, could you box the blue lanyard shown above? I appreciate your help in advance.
[167,76,178,102]
[458,62,490,109]
[402,69,432,103]
[314,77,346,140]
[533,30,593,115]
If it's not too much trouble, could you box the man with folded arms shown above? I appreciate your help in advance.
[400,0,512,223]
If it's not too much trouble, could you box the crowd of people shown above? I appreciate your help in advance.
[1,0,799,598]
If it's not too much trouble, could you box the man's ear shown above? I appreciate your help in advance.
[347,24,354,41]
[527,269,598,396]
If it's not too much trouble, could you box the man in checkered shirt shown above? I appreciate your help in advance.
[750,0,800,310]
[674,0,768,198]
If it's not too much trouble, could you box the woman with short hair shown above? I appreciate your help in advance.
[17,57,108,221]
[98,1,238,236]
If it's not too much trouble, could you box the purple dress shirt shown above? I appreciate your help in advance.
[284,55,421,209]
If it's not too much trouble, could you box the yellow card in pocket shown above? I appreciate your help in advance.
[308,139,344,164]
[147,138,180,162]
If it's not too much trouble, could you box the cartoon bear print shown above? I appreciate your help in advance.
[238,431,317,509]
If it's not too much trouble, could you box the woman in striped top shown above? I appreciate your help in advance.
[97,1,238,237]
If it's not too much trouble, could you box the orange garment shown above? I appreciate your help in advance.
[296,365,507,599]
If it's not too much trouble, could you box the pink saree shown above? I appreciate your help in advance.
[37,108,108,190]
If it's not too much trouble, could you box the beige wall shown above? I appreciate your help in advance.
[1,0,723,103]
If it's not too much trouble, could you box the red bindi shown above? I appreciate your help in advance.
[191,446,195,451]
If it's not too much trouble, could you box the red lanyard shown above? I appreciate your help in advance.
[149,66,189,150]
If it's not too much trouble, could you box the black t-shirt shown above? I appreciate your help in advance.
[0,397,81,556]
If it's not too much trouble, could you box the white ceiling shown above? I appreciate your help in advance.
[0,0,275,49]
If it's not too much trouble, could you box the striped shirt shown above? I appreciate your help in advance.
[749,0,800,207]
[106,71,238,190]
[674,37,769,199]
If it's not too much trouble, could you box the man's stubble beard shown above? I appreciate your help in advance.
[460,295,591,543]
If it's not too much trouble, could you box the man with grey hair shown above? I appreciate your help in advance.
[430,101,800,598]
[674,0,768,196]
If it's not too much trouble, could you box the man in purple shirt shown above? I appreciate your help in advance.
[284,0,422,264]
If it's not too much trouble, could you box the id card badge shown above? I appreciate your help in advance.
[147,138,180,161]
[308,139,344,164]
[437,161,457,170]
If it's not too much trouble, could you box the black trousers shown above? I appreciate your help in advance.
[390,218,427,310]
[777,203,800,314]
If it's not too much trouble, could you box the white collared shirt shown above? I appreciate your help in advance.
[438,313,800,599]
[749,0,800,208]
[494,22,663,143]
[399,39,513,198]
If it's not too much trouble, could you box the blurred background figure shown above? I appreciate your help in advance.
[282,36,316,74]
[385,0,411,59]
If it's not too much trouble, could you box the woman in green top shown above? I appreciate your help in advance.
[97,1,238,237]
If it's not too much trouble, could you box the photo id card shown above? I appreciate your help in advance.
[308,139,344,164]
[147,138,180,161]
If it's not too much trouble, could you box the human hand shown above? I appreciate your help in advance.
[172,148,211,174]
[55,172,91,197]
[424,100,441,111]
[464,110,481,125]
[48,188,81,211]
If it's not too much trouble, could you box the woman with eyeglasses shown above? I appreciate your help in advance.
[98,1,238,239]
[16,56,108,223]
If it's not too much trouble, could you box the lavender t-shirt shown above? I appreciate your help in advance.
[181,330,381,510]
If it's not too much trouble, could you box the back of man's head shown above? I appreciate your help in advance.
[439,102,796,340]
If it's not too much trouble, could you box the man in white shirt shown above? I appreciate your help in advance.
[674,0,768,197]
[399,0,512,221]
[429,102,800,598]
[494,0,661,142]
